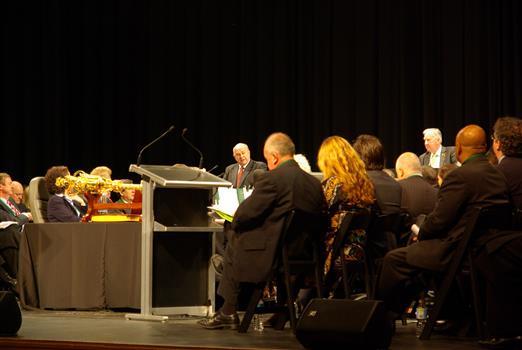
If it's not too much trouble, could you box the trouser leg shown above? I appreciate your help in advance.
[217,234,240,312]
[377,246,421,314]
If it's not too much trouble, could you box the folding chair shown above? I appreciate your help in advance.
[325,208,372,299]
[419,203,513,340]
[238,210,326,333]
[364,211,409,299]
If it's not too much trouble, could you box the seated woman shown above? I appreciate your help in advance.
[45,166,87,222]
[317,136,375,296]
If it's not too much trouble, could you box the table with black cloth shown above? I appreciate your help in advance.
[19,222,141,310]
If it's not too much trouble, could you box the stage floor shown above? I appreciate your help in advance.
[1,309,483,349]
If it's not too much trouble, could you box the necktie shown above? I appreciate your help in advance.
[6,200,21,216]
[430,153,439,168]
[236,166,244,188]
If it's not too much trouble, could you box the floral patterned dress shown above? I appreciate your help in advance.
[322,176,368,276]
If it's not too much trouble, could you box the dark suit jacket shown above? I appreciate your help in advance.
[497,156,522,209]
[47,195,82,222]
[0,199,30,224]
[223,160,267,188]
[230,159,326,283]
[367,170,402,215]
[408,155,509,271]
[419,146,457,168]
[399,175,438,220]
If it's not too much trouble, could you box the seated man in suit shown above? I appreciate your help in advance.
[353,134,401,215]
[395,152,438,223]
[199,132,326,329]
[419,128,457,169]
[377,125,509,318]
[353,134,401,259]
[491,116,522,209]
[0,173,32,224]
[223,143,267,189]
[10,181,30,213]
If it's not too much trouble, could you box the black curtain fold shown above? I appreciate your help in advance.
[1,0,521,184]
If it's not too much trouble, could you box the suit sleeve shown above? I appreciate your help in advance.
[256,162,268,171]
[231,174,278,232]
[223,165,232,182]
[418,170,468,240]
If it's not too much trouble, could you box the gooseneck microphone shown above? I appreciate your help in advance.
[207,164,219,173]
[136,125,175,166]
[181,128,204,169]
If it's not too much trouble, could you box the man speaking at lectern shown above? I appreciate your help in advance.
[223,143,267,188]
[200,132,326,329]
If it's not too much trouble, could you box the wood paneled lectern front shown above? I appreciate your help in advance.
[126,164,231,321]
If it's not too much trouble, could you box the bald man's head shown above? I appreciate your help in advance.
[263,132,295,170]
[395,152,422,179]
[11,181,25,204]
[455,125,487,163]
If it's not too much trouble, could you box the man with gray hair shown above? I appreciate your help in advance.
[223,143,267,188]
[419,128,457,168]
[395,152,438,222]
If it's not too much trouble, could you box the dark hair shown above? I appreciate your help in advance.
[352,134,385,170]
[45,166,70,195]
[437,163,457,184]
[421,165,438,186]
[493,116,522,157]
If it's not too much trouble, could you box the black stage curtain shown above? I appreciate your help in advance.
[2,0,521,183]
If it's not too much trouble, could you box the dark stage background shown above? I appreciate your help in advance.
[2,0,521,184]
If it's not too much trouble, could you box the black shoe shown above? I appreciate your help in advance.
[478,336,522,349]
[197,310,239,330]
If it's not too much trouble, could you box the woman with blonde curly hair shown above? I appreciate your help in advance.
[317,136,375,295]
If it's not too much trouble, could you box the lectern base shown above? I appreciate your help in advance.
[125,313,169,322]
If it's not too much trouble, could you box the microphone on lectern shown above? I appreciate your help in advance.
[181,128,204,169]
[136,125,175,166]
[206,165,219,174]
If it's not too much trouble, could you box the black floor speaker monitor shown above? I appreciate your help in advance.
[295,298,393,349]
[0,291,22,336]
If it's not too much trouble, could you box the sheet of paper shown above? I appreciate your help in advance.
[0,221,19,229]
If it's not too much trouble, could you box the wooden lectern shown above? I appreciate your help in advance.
[126,164,231,321]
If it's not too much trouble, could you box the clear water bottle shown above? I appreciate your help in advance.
[415,306,427,338]
[253,314,264,332]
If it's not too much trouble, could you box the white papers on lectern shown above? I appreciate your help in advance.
[208,187,252,221]
[0,221,18,230]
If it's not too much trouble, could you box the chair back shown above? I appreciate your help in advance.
[330,208,372,262]
[238,209,327,333]
[326,208,372,298]
[28,177,50,223]
[419,203,513,340]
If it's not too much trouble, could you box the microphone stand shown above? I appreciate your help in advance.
[181,128,204,169]
[136,125,175,166]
